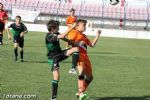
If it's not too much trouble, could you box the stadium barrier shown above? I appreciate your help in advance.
[6,22,150,39]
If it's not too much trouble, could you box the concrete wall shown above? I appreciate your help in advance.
[7,22,150,39]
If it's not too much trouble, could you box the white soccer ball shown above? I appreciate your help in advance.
[110,0,120,5]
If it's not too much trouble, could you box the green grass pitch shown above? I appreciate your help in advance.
[1,31,150,100]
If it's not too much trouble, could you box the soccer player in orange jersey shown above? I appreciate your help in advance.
[67,19,101,100]
[0,3,8,45]
[66,8,78,74]
[66,8,77,30]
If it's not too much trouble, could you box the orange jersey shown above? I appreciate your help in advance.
[68,29,93,75]
[68,29,91,54]
[66,15,77,28]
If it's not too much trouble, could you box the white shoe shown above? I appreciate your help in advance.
[68,68,77,75]
[76,92,79,97]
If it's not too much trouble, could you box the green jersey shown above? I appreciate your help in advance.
[9,23,27,36]
[45,32,62,58]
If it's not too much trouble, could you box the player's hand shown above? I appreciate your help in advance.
[20,32,24,37]
[8,35,11,40]
[0,17,4,21]
[96,29,101,36]
[71,23,77,29]
[79,41,85,45]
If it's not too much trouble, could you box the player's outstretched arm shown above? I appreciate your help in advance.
[57,23,76,39]
[90,29,101,47]
[6,27,12,40]
[62,38,86,50]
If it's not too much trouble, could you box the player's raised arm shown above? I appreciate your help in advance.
[57,22,76,39]
[89,29,101,47]
[61,38,86,50]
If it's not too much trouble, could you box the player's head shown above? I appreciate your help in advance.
[76,19,87,32]
[15,16,22,23]
[70,8,75,16]
[47,20,59,33]
[0,3,3,10]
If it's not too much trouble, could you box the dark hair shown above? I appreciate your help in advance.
[15,15,21,20]
[70,8,75,12]
[0,3,3,8]
[47,20,60,32]
[76,19,87,24]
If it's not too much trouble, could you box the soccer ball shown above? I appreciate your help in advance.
[110,0,120,5]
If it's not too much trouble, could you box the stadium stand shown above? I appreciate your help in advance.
[1,0,149,30]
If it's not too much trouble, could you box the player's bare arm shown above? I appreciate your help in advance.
[62,38,86,50]
[6,27,12,40]
[57,23,76,39]
[89,29,101,47]
[20,31,27,37]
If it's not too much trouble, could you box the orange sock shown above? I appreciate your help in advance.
[83,81,89,92]
[78,79,85,94]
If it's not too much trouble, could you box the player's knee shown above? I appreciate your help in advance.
[14,46,18,49]
[20,48,23,51]
[72,47,79,52]
[52,62,59,71]
[86,76,93,83]
[78,75,84,80]
[14,43,18,48]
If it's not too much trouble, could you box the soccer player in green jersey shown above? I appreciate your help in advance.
[45,20,85,100]
[7,16,28,62]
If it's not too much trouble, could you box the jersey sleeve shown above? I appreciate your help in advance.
[47,34,58,43]
[8,23,13,28]
[4,12,8,19]
[66,16,70,25]
[84,36,92,46]
[22,23,28,32]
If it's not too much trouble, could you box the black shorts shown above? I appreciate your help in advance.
[13,36,24,48]
[48,50,68,71]
[0,22,5,32]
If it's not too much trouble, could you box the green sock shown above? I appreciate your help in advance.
[14,48,18,58]
[71,52,79,69]
[51,80,59,99]
[0,34,2,43]
[20,50,23,59]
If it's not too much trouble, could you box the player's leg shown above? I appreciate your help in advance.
[0,22,4,45]
[67,47,79,74]
[77,63,85,94]
[76,55,86,95]
[50,49,73,100]
[65,47,79,56]
[76,62,88,100]
[83,56,93,92]
[65,42,69,49]
[0,32,3,45]
[68,47,79,74]
[77,56,93,99]
[19,47,24,62]
[51,62,60,100]
[19,37,24,62]
[13,36,20,61]
[52,47,79,69]
[14,43,18,61]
